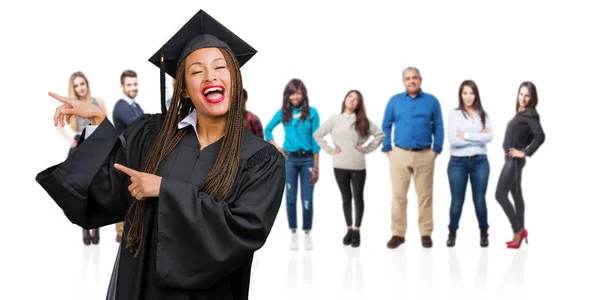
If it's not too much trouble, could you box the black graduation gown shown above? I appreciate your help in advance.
[35,114,285,300]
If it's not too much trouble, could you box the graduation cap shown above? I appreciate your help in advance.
[148,9,257,114]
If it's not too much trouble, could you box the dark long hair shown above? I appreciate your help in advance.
[124,47,244,257]
[242,88,248,127]
[281,79,309,124]
[458,80,487,127]
[341,90,370,138]
[515,81,538,114]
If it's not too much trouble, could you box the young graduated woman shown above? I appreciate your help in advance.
[36,10,285,300]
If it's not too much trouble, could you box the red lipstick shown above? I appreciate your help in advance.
[201,85,226,104]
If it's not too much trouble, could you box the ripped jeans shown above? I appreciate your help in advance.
[285,152,314,231]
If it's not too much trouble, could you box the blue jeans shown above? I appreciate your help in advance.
[285,153,314,231]
[447,154,490,230]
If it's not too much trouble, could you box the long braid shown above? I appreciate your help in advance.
[124,47,244,257]
[124,63,188,257]
[200,48,244,199]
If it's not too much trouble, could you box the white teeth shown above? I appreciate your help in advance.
[204,87,223,95]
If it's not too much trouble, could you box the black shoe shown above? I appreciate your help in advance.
[480,227,489,247]
[343,229,353,245]
[82,229,92,246]
[91,228,100,245]
[446,227,457,247]
[351,230,360,247]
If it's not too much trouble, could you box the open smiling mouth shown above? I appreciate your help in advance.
[202,85,225,104]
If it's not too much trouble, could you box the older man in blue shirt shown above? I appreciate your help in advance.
[382,67,444,249]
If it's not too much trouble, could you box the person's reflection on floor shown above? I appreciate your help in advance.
[418,248,434,299]
[343,247,364,299]
[448,248,465,300]
[496,248,527,300]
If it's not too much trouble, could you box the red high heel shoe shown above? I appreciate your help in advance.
[507,228,528,249]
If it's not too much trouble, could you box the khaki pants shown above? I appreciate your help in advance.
[389,146,436,237]
[116,221,124,237]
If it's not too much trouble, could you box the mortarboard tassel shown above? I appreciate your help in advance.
[160,50,167,115]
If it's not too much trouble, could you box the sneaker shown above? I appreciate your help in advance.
[304,232,314,251]
[290,232,299,251]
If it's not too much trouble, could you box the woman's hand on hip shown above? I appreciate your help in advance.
[333,146,341,154]
[508,148,525,158]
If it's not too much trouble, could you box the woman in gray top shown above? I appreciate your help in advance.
[57,71,107,245]
[313,90,384,247]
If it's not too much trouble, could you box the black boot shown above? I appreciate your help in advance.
[82,229,92,246]
[480,227,489,247]
[91,228,100,245]
[343,229,353,245]
[446,227,457,247]
[351,230,360,247]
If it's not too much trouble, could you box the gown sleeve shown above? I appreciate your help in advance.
[35,114,161,229]
[155,145,286,289]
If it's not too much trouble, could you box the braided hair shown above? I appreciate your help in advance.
[124,47,245,257]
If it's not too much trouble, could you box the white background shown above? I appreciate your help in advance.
[1,0,599,299]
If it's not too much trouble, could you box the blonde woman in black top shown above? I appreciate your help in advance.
[495,81,545,249]
[57,71,107,245]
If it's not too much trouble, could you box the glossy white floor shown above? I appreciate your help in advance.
[6,149,599,300]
